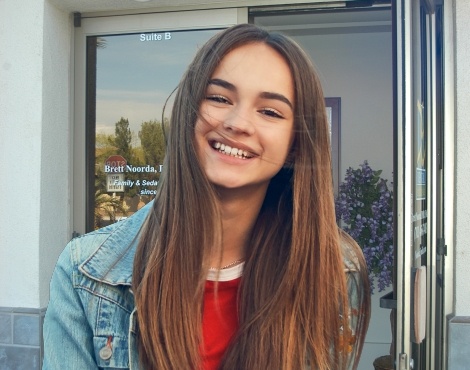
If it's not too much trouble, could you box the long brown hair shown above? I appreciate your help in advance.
[133,24,370,370]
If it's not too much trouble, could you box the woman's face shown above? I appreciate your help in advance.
[194,42,295,195]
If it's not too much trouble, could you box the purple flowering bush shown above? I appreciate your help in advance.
[335,161,393,293]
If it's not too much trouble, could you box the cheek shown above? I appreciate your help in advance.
[194,120,207,153]
[200,103,229,129]
[279,124,295,163]
[193,124,207,167]
[288,130,295,155]
[284,138,296,166]
[199,103,216,125]
[194,115,218,154]
[194,118,205,136]
[194,109,215,138]
[279,124,295,153]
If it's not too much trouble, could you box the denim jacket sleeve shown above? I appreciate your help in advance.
[43,240,99,369]
[43,233,139,370]
[43,205,150,370]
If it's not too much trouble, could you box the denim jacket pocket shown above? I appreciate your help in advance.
[76,273,134,369]
[94,335,130,369]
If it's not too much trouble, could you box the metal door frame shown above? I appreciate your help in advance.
[394,0,454,368]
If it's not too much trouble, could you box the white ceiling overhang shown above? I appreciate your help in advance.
[48,0,362,15]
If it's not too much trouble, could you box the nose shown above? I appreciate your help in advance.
[222,108,255,136]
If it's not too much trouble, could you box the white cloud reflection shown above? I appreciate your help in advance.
[96,89,171,135]
[95,29,218,137]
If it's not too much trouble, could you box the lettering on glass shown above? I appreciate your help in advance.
[412,210,428,261]
[103,156,163,196]
[140,32,172,42]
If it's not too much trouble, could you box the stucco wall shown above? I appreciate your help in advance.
[454,0,470,316]
[0,0,72,309]
[38,0,72,308]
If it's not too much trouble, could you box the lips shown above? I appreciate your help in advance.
[210,140,254,159]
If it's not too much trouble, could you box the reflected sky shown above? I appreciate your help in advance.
[96,29,220,135]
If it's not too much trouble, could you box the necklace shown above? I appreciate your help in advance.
[209,258,245,270]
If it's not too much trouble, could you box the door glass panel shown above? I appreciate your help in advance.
[410,2,430,368]
[87,29,219,231]
[253,7,394,369]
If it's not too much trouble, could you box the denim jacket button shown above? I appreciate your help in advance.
[99,346,113,360]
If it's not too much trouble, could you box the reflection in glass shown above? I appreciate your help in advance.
[87,29,219,230]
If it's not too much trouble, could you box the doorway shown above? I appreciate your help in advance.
[72,2,450,368]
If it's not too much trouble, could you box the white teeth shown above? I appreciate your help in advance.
[211,141,252,159]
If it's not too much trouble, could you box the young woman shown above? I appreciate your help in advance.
[43,24,370,370]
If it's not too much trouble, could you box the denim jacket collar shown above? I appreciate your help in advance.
[79,200,358,286]
[79,201,153,286]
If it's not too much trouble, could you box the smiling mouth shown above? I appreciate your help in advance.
[210,141,254,159]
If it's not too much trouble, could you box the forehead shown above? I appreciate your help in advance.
[214,42,289,72]
[210,42,294,100]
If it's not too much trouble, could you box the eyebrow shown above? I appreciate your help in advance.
[208,78,294,111]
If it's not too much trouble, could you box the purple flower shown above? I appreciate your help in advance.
[335,161,394,294]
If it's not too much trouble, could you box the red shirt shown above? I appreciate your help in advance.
[201,265,243,370]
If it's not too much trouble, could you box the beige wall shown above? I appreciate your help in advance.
[296,31,394,181]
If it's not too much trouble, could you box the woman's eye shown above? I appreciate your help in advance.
[206,95,230,104]
[260,108,284,119]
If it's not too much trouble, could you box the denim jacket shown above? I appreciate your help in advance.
[43,201,365,370]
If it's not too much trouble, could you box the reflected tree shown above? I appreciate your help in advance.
[94,190,128,229]
[113,117,133,163]
[138,119,166,166]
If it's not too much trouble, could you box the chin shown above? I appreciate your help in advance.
[212,178,271,195]
[211,179,246,190]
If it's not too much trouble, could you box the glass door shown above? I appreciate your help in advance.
[252,4,395,369]
[87,29,221,230]
[393,0,446,369]
[73,9,247,233]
